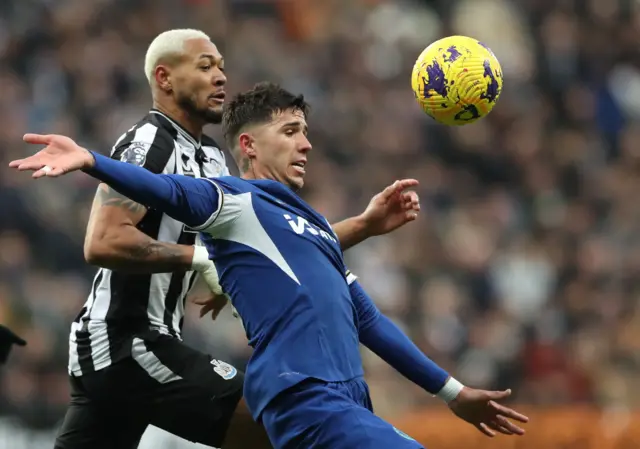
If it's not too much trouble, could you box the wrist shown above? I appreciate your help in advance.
[82,150,99,172]
[435,377,465,403]
[190,246,211,271]
[352,214,374,238]
[86,149,97,168]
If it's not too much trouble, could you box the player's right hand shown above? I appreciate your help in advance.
[447,387,529,437]
[10,133,95,178]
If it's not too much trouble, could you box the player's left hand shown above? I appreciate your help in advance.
[448,387,529,437]
[359,179,420,236]
[191,293,230,321]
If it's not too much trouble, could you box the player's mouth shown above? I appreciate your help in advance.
[292,160,306,175]
[208,91,226,104]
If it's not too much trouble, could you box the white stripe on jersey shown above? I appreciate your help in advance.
[199,190,301,285]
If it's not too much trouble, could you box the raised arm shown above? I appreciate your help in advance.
[332,179,420,251]
[86,151,221,229]
[11,133,221,231]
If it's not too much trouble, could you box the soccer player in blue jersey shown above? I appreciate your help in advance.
[12,82,529,449]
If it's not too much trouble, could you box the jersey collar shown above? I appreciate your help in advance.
[150,109,201,148]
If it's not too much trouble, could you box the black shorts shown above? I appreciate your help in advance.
[54,331,244,449]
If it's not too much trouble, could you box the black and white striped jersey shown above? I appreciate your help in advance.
[68,109,230,376]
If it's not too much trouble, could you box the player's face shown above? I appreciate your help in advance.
[171,39,227,124]
[250,109,311,190]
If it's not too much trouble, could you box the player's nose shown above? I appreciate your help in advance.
[298,135,312,153]
[212,70,226,87]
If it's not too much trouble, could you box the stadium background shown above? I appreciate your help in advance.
[1,0,639,447]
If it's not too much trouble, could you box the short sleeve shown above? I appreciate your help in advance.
[110,122,175,174]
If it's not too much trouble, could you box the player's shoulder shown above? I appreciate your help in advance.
[110,112,178,172]
[211,176,254,194]
[112,113,176,153]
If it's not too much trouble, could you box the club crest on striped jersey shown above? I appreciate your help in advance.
[210,359,237,380]
[120,142,151,167]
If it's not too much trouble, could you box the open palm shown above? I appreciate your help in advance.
[9,133,94,178]
[449,387,529,437]
[361,179,421,236]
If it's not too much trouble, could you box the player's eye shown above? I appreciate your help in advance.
[200,65,211,71]
[284,129,295,136]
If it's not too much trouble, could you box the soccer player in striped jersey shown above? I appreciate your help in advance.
[17,29,422,449]
[13,82,529,449]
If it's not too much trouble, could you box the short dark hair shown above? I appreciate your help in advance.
[222,82,310,148]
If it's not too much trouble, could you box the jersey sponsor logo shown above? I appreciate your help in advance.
[210,359,238,380]
[283,214,337,244]
[120,142,151,166]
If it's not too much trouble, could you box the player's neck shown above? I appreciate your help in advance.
[153,102,204,141]
[239,170,297,190]
[240,172,256,182]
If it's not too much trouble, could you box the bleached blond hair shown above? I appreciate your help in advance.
[144,29,211,84]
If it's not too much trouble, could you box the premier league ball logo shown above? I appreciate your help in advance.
[120,143,150,166]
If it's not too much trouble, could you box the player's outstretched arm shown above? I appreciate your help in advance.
[86,152,220,229]
[332,179,420,251]
[12,134,220,230]
[350,280,529,437]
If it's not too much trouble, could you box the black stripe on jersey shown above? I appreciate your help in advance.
[76,270,104,374]
[162,230,197,337]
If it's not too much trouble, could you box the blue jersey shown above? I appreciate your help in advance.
[87,152,451,421]
[192,177,364,417]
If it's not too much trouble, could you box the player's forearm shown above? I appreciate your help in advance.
[351,280,454,395]
[85,151,218,228]
[332,216,369,251]
[359,314,451,395]
[85,229,195,273]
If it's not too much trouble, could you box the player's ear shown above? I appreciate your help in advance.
[155,66,172,93]
[238,133,256,158]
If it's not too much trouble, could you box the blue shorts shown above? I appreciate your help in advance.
[261,377,424,449]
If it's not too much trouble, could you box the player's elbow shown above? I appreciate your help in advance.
[83,227,129,267]
[83,239,113,267]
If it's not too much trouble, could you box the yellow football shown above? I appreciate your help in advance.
[411,36,503,125]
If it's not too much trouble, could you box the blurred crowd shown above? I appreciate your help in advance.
[1,0,640,444]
